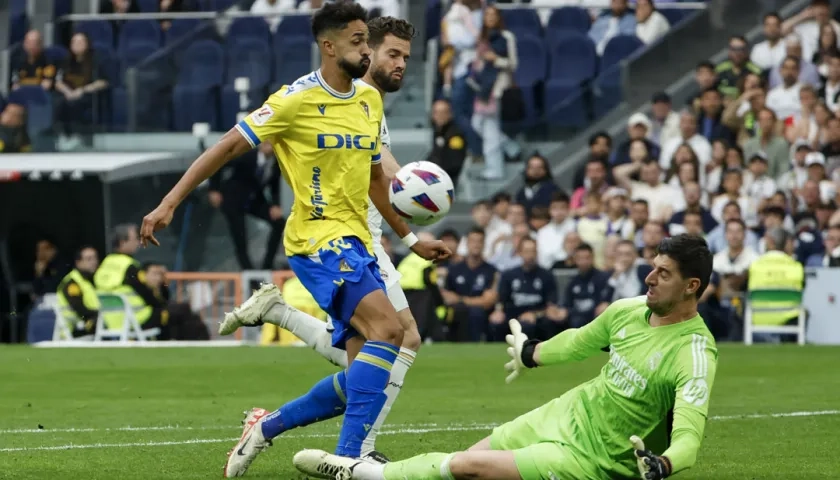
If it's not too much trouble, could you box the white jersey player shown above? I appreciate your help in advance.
[218,17,423,465]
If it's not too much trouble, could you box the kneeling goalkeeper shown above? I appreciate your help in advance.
[295,234,718,480]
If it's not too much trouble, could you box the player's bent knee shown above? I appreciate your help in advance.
[449,450,522,480]
[353,290,404,345]
[397,310,422,351]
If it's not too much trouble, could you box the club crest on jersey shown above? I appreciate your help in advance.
[250,105,274,126]
[360,100,369,118]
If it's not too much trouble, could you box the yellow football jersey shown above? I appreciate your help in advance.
[236,70,383,256]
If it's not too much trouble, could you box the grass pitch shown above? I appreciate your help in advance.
[0,344,838,479]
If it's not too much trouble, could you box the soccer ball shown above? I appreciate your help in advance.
[389,161,455,226]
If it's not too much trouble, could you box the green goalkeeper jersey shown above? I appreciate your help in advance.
[538,295,718,478]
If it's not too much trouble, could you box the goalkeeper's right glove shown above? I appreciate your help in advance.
[630,436,672,480]
[503,319,540,384]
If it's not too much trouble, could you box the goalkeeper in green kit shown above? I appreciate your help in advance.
[294,234,718,480]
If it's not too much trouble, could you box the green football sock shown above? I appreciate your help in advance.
[383,452,456,480]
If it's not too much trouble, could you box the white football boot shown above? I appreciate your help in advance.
[293,449,364,480]
[223,408,272,477]
[219,283,286,336]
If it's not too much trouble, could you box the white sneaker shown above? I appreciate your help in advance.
[293,449,361,480]
[223,408,272,477]
[219,283,286,336]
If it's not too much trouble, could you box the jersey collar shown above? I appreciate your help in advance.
[315,69,356,100]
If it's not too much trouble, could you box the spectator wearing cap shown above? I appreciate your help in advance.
[767,56,804,122]
[668,182,718,235]
[588,0,636,56]
[716,35,763,100]
[634,0,669,45]
[806,223,840,266]
[650,92,681,147]
[696,87,736,144]
[768,35,821,90]
[603,187,635,240]
[609,113,660,167]
[659,110,712,171]
[743,108,790,179]
[751,13,788,71]
[820,116,840,174]
[614,158,682,223]
[778,140,811,192]
[818,53,840,111]
[803,152,839,203]
[745,152,778,228]
[515,153,559,212]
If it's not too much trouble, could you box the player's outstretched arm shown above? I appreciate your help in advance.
[368,162,451,262]
[140,129,252,246]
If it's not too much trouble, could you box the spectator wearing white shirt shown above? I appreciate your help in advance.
[713,218,759,295]
[767,56,803,122]
[297,0,325,12]
[777,140,811,194]
[751,12,787,71]
[659,109,712,171]
[744,153,778,228]
[768,34,821,89]
[536,192,576,269]
[710,169,751,224]
[356,0,401,19]
[588,0,636,56]
[781,0,840,64]
[650,91,681,147]
[785,84,820,145]
[706,201,760,254]
[634,0,669,45]
[250,0,295,32]
[819,52,840,113]
[614,158,682,223]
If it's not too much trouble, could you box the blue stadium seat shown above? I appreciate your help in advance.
[545,81,587,128]
[0,94,7,112]
[547,7,591,41]
[8,86,54,136]
[547,32,597,84]
[119,42,159,84]
[659,8,684,26]
[512,34,547,123]
[220,86,261,133]
[276,15,313,39]
[10,11,28,45]
[118,20,162,53]
[44,45,69,66]
[425,0,442,42]
[274,37,314,87]
[137,0,159,11]
[172,84,220,131]
[592,64,623,118]
[601,35,644,69]
[226,40,272,89]
[227,17,272,47]
[166,19,203,44]
[76,21,114,48]
[500,9,541,37]
[110,87,128,131]
[93,44,120,86]
[178,40,224,88]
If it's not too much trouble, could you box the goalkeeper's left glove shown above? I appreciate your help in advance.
[504,319,540,384]
[630,435,672,480]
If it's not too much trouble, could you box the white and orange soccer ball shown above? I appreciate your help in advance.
[389,161,455,226]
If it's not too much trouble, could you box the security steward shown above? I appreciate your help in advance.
[747,227,805,341]
[397,232,444,341]
[428,98,467,186]
[94,224,171,339]
[56,246,100,337]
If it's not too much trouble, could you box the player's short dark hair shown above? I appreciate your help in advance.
[367,17,416,48]
[575,243,593,254]
[311,0,369,39]
[655,234,713,299]
[468,227,486,238]
[550,191,570,205]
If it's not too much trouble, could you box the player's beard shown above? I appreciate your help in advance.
[339,55,370,79]
[371,66,403,93]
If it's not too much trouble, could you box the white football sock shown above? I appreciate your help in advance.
[263,304,348,368]
[349,461,385,480]
[361,347,417,456]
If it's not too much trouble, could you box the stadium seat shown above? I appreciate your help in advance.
[44,45,69,66]
[500,9,542,37]
[137,0,159,11]
[512,34,547,124]
[276,15,314,39]
[172,84,219,131]
[10,11,28,45]
[544,80,587,128]
[110,87,128,131]
[227,17,272,48]
[424,0,442,42]
[547,32,597,84]
[8,86,53,137]
[119,42,159,85]
[220,86,261,132]
[179,40,224,88]
[601,35,645,70]
[547,7,591,43]
[76,21,114,48]
[0,94,7,112]
[592,64,623,118]
[660,8,686,26]
[166,19,204,44]
[226,40,272,90]
[274,37,314,87]
[118,20,163,53]
[93,44,120,86]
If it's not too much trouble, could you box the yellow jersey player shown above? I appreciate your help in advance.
[139,2,450,477]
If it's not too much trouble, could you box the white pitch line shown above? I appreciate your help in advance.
[0,422,461,435]
[1,410,838,454]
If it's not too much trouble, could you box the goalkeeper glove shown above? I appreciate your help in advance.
[503,319,540,384]
[630,436,672,480]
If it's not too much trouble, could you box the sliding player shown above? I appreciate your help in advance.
[218,16,421,463]
[294,235,717,480]
[138,3,450,478]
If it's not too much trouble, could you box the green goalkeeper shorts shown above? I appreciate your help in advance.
[489,399,606,480]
